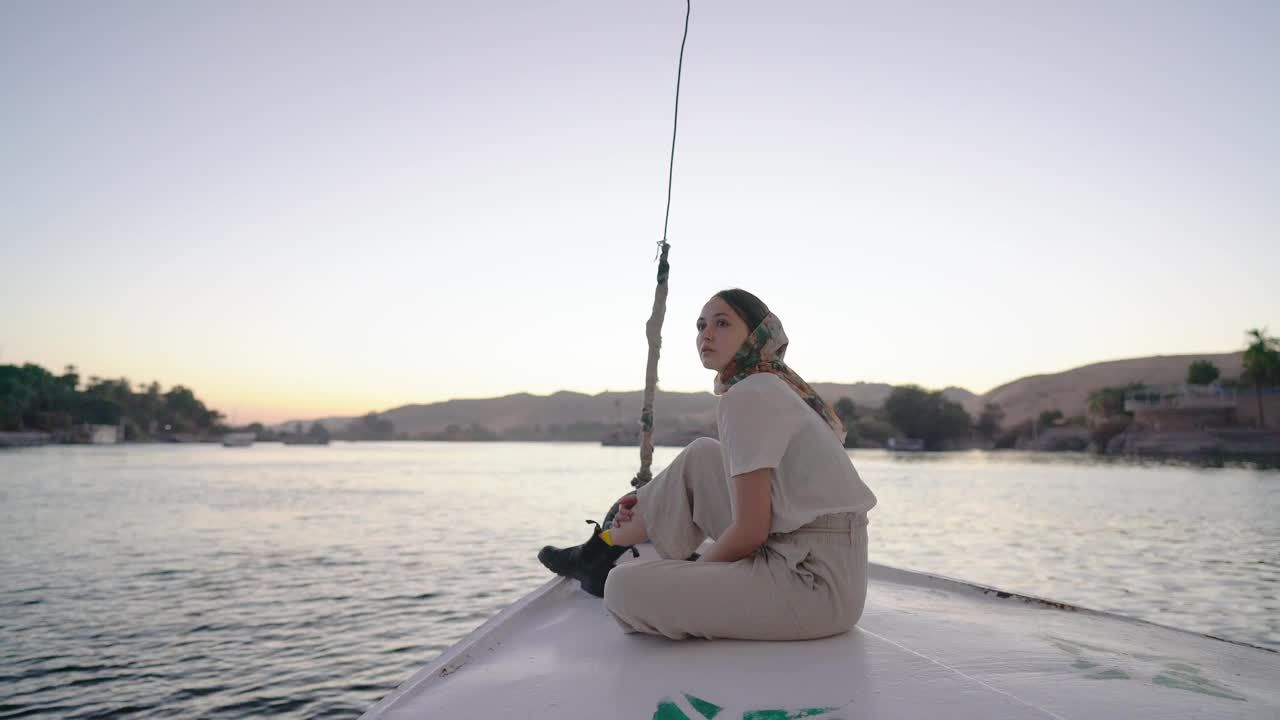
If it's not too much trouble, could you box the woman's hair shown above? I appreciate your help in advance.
[714,288,770,331]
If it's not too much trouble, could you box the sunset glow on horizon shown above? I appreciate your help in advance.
[3,1,1276,425]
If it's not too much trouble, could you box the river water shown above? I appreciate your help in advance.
[1,443,1276,718]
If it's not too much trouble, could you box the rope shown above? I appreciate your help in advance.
[660,0,691,249]
[634,0,691,489]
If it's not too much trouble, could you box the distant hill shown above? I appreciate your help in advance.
[281,390,716,437]
[978,352,1243,428]
[282,383,957,437]
[282,352,1242,438]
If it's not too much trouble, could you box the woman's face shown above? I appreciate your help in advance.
[696,296,751,374]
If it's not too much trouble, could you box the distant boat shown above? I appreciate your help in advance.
[86,424,121,444]
[221,432,255,447]
[886,437,924,451]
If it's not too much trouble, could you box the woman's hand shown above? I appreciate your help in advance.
[699,468,773,562]
[611,493,639,528]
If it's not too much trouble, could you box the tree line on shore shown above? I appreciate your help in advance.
[829,384,1063,450]
[0,364,223,440]
[239,413,397,443]
[5,329,1275,448]
[0,363,402,443]
[792,328,1280,452]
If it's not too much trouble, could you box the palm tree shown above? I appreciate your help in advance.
[1242,328,1280,428]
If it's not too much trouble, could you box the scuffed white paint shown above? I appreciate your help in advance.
[361,552,1280,720]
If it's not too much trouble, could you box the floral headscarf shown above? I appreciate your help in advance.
[714,312,847,440]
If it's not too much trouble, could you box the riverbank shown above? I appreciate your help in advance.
[0,431,52,448]
[1108,427,1280,461]
[7,432,1280,470]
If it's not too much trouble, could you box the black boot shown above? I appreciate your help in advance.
[538,520,636,597]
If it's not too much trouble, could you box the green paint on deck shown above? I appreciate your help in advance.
[1048,633,1247,701]
[685,694,723,719]
[653,694,838,720]
[742,708,838,720]
[1153,668,1247,701]
[653,700,691,720]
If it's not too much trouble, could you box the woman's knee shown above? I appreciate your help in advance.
[685,436,723,471]
[687,436,720,456]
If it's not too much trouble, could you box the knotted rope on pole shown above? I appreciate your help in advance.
[633,240,671,488]
[631,1,689,489]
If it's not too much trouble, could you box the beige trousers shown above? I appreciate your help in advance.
[603,437,870,641]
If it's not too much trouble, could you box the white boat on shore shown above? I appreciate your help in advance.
[220,432,255,447]
[887,437,925,452]
[361,545,1278,719]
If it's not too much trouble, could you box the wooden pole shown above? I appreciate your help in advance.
[633,241,670,488]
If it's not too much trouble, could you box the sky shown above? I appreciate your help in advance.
[1,1,1277,424]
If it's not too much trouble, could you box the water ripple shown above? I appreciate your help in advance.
[0,443,1276,719]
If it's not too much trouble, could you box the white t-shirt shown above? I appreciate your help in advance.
[716,373,877,534]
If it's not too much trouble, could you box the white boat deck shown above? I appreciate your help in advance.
[362,548,1279,719]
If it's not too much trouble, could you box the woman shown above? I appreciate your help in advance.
[538,288,877,640]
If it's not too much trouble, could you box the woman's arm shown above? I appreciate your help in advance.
[699,467,773,563]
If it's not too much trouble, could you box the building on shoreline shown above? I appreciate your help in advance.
[1113,383,1280,459]
[1124,384,1238,431]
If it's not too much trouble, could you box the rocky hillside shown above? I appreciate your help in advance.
[285,352,1242,437]
[980,352,1243,427]
[288,382,968,437]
